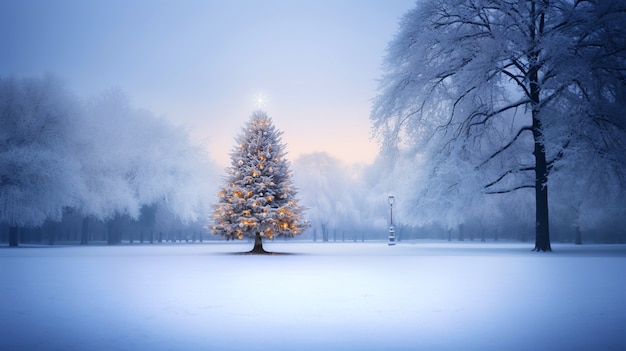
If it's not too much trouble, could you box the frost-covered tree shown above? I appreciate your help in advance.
[0,76,81,246]
[371,0,626,251]
[212,110,306,253]
[75,90,215,244]
[0,76,217,246]
[293,152,364,241]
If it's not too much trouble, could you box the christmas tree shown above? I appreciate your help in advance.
[211,110,307,253]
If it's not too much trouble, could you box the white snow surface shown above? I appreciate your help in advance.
[1,241,625,351]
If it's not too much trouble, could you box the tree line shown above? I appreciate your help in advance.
[0,71,626,245]
[0,75,217,246]
[4,5,626,251]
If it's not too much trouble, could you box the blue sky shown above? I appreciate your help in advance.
[1,0,415,167]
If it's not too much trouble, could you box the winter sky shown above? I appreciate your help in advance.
[1,0,415,167]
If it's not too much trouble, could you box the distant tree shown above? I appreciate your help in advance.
[72,90,145,244]
[0,76,81,246]
[293,152,362,242]
[371,0,626,251]
[0,77,216,246]
[212,110,307,253]
[74,89,216,244]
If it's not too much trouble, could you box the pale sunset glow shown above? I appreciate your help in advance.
[1,2,624,351]
[1,0,415,168]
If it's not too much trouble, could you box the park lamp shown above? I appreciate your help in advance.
[388,195,396,246]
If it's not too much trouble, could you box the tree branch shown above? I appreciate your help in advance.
[475,124,533,170]
[483,164,535,190]
[468,99,532,132]
[484,184,534,194]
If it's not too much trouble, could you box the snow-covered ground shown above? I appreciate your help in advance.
[1,241,625,351]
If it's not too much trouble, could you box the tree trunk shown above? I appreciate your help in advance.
[575,226,582,245]
[9,226,18,247]
[80,217,89,245]
[48,225,56,245]
[249,232,268,254]
[533,142,551,251]
[529,6,551,252]
[107,216,122,245]
[531,101,551,252]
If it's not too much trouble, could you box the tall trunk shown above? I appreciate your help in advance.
[530,87,551,251]
[529,3,551,252]
[530,74,551,251]
[9,226,18,247]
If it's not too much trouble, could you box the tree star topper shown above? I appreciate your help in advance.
[255,93,267,109]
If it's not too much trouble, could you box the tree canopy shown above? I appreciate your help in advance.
[371,0,626,250]
[0,75,215,246]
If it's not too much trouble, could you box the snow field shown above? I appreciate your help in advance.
[1,242,625,351]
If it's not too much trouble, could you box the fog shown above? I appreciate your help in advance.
[0,76,217,244]
[1,73,625,246]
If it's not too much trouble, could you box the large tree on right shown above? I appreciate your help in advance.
[371,0,626,251]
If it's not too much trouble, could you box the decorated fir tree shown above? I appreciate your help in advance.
[211,110,307,253]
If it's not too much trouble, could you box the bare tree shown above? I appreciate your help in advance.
[371,0,626,251]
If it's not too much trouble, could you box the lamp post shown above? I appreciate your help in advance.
[388,195,395,246]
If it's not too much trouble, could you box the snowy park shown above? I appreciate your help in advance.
[2,241,625,351]
[2,2,626,350]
